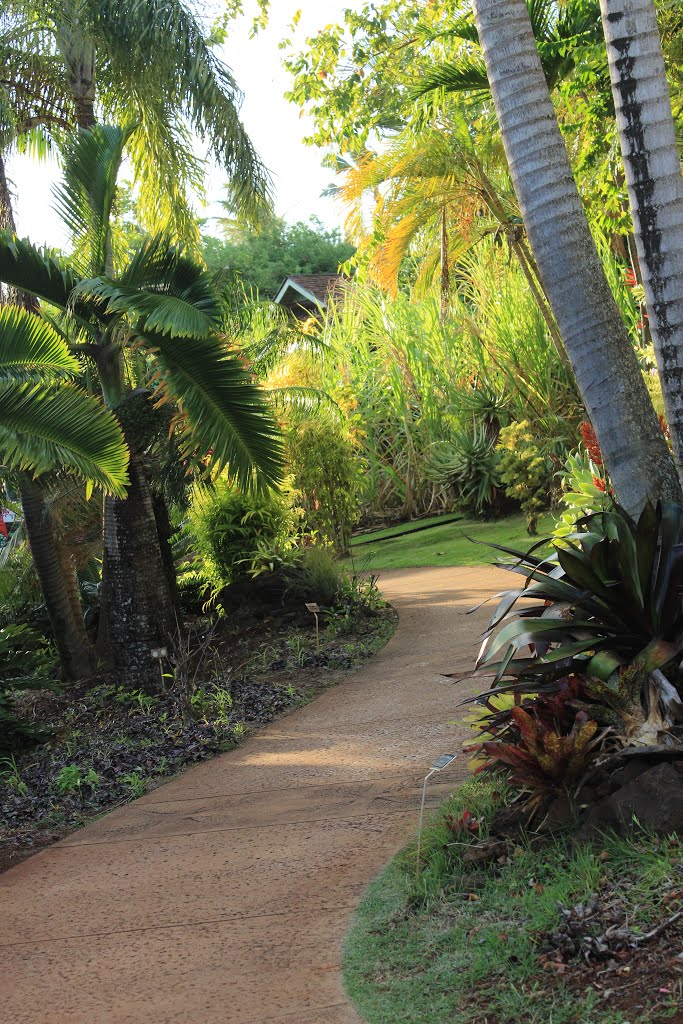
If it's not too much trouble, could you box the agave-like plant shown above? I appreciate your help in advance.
[467,502,683,748]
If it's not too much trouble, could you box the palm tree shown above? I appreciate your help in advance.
[0,124,283,688]
[471,0,680,516]
[0,302,128,678]
[4,0,271,235]
[599,0,683,482]
[337,112,567,359]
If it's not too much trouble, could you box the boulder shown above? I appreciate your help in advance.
[576,762,683,843]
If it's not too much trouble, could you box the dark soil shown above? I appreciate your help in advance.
[540,886,683,1020]
[0,605,396,874]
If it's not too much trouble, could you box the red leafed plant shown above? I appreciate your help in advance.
[480,707,601,814]
[445,808,480,836]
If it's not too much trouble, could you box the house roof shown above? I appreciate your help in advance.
[273,273,347,310]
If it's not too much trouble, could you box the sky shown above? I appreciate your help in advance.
[6,0,358,249]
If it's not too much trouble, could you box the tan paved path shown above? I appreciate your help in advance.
[1,565,507,1024]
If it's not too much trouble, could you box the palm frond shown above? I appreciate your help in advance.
[0,304,80,379]
[88,0,272,225]
[142,331,283,488]
[74,244,222,339]
[52,122,136,276]
[0,380,129,496]
[0,232,77,307]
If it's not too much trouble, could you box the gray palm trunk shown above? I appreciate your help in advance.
[472,0,681,515]
[600,0,683,479]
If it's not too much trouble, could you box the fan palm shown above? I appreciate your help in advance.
[0,123,283,687]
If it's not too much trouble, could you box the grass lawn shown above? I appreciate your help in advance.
[344,780,683,1024]
[347,512,555,571]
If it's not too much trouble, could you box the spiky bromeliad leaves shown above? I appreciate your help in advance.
[462,502,683,758]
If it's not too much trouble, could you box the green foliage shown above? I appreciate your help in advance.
[553,448,613,542]
[203,216,355,299]
[428,422,502,515]
[469,501,683,748]
[187,479,300,589]
[287,418,360,554]
[0,623,57,753]
[497,421,555,534]
[284,545,342,607]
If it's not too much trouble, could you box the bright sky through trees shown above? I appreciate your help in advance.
[6,0,359,248]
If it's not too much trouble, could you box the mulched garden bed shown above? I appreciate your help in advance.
[0,605,396,874]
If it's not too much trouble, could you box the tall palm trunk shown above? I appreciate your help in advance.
[0,152,96,680]
[473,0,681,515]
[57,3,97,130]
[97,452,178,691]
[21,477,96,680]
[600,0,683,478]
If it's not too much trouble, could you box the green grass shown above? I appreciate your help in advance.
[347,513,555,571]
[343,779,682,1024]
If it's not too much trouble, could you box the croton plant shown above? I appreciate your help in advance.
[461,502,683,812]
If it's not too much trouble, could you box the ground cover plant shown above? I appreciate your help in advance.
[344,779,683,1024]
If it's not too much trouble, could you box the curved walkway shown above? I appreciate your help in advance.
[1,565,507,1024]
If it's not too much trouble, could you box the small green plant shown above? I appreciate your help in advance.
[121,771,147,798]
[496,420,555,534]
[553,448,613,542]
[54,764,100,796]
[114,688,159,714]
[0,755,29,795]
[190,685,233,724]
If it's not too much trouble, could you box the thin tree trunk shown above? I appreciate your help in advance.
[600,0,683,476]
[473,0,681,515]
[97,451,178,692]
[440,206,451,318]
[57,11,97,130]
[21,477,96,680]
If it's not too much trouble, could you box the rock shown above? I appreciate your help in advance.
[576,763,683,843]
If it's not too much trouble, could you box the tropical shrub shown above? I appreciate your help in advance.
[284,545,342,606]
[287,418,360,554]
[464,677,603,815]
[496,421,555,534]
[187,480,301,590]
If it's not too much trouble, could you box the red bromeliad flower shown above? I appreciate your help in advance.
[659,414,671,442]
[579,421,603,465]
[623,268,637,287]
[592,476,606,493]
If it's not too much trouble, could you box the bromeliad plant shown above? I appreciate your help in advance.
[462,502,683,806]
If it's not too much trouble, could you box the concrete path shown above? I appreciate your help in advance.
[1,565,506,1024]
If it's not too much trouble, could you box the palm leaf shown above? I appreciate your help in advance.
[53,123,136,276]
[0,305,80,379]
[88,0,272,225]
[141,331,283,487]
[0,381,129,496]
[0,233,93,327]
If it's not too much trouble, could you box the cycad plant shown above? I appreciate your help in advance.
[0,123,282,687]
